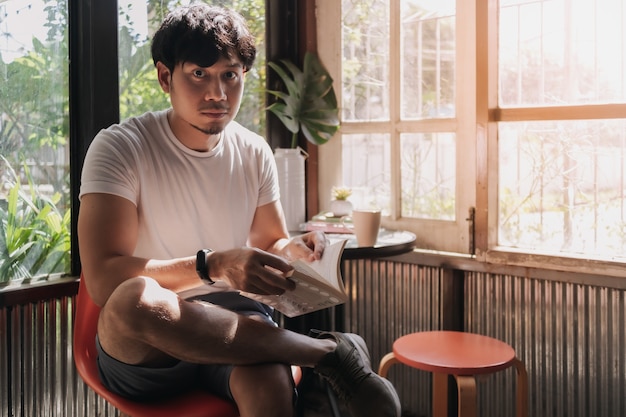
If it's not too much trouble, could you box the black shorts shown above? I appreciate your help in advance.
[96,291,277,402]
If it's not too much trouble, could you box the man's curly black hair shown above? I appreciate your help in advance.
[151,4,256,73]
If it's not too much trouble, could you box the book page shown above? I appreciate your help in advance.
[290,238,346,291]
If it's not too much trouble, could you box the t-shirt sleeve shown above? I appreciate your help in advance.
[257,140,280,207]
[79,130,139,205]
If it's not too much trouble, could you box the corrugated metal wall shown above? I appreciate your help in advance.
[465,272,626,417]
[340,261,626,417]
[2,264,625,417]
[0,296,118,417]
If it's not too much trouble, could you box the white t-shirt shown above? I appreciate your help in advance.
[80,109,279,265]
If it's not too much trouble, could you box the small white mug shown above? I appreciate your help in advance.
[350,209,381,247]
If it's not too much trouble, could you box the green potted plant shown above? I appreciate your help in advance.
[267,51,340,148]
[267,51,340,231]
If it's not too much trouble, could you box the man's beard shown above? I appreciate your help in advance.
[190,123,224,135]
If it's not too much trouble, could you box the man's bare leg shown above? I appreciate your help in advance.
[97,276,335,368]
[230,364,296,417]
[96,277,401,417]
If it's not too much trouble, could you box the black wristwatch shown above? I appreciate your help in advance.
[196,249,215,285]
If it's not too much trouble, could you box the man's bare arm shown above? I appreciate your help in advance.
[78,193,200,306]
[248,200,326,262]
[79,194,299,306]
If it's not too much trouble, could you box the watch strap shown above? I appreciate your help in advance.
[196,249,215,285]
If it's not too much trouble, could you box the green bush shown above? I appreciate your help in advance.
[0,157,70,283]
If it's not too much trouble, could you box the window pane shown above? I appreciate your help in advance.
[118,0,266,135]
[401,1,456,119]
[499,0,626,107]
[401,132,455,220]
[342,0,389,121]
[341,134,391,213]
[0,0,70,282]
[118,0,169,119]
[499,120,626,258]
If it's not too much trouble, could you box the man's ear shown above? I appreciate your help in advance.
[156,61,172,93]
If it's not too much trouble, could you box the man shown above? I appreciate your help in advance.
[78,4,400,417]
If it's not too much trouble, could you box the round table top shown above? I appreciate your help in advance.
[327,229,416,259]
[393,331,517,375]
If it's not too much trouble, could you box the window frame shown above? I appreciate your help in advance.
[477,0,626,278]
[12,0,625,281]
[68,0,120,276]
[316,0,626,278]
[317,0,475,255]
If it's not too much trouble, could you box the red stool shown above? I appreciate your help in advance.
[378,331,527,417]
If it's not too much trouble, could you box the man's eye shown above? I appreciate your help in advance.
[224,71,238,80]
[193,69,205,78]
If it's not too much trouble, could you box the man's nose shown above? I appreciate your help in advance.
[204,81,226,101]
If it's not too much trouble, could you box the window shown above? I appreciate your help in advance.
[496,0,626,261]
[317,0,626,271]
[317,0,472,254]
[0,0,70,283]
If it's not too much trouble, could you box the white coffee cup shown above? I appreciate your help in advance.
[350,209,381,247]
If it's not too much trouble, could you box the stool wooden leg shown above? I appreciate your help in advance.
[455,376,477,417]
[432,372,449,417]
[513,357,528,417]
[378,352,400,378]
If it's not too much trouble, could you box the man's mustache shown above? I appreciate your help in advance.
[199,104,229,111]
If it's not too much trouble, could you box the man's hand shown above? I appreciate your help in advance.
[209,247,296,295]
[281,231,327,262]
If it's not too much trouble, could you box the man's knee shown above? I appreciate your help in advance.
[100,276,178,334]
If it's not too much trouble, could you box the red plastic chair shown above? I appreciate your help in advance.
[73,276,302,417]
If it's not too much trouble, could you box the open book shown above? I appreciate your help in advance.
[240,239,348,318]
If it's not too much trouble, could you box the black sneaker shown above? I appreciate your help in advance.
[310,330,401,417]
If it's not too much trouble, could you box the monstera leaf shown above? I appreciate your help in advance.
[267,51,340,148]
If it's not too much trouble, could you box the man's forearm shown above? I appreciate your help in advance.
[265,237,291,258]
[85,255,200,306]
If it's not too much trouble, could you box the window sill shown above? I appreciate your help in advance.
[383,248,626,290]
[0,275,79,307]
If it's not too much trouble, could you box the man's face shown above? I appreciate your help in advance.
[158,56,245,137]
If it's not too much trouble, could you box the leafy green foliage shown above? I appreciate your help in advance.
[0,0,69,197]
[1,0,70,283]
[267,52,340,148]
[0,157,70,283]
[118,24,170,117]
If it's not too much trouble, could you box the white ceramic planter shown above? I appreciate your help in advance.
[274,147,308,232]
[330,199,353,216]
